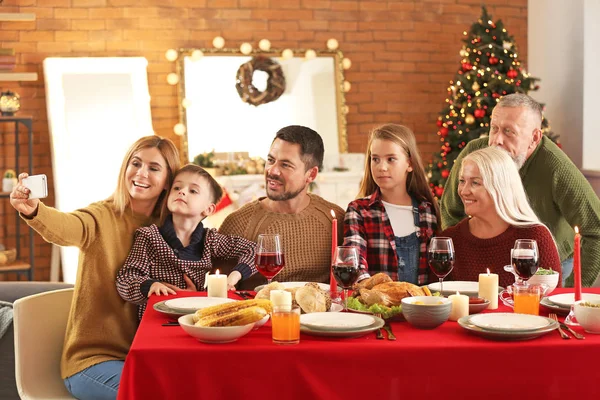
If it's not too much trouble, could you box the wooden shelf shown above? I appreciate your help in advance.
[0,261,30,272]
[0,72,38,81]
[0,13,36,22]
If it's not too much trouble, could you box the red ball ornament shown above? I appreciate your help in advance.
[439,127,449,137]
[434,186,444,197]
[441,170,450,179]
[462,62,472,72]
[492,93,500,98]
[474,109,486,118]
[507,69,518,79]
[437,162,443,169]
[489,56,499,65]
[436,119,443,127]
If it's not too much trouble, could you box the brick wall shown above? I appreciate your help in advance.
[0,0,528,281]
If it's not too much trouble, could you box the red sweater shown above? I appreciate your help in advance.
[441,219,562,288]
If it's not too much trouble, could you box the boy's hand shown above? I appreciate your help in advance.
[148,282,176,297]
[162,274,197,292]
[227,271,242,291]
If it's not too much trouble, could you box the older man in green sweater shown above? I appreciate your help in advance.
[441,93,600,287]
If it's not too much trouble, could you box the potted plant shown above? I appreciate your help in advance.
[193,151,221,177]
[2,169,17,193]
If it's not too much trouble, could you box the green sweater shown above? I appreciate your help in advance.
[441,136,600,287]
[24,201,153,379]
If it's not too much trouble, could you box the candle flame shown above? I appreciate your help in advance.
[486,268,490,275]
[330,209,336,218]
[216,269,220,275]
[575,226,579,234]
[456,291,460,295]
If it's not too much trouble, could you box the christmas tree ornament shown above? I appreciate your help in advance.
[465,114,475,124]
[439,127,449,137]
[507,69,518,79]
[441,170,450,179]
[436,119,443,127]
[472,82,480,91]
[503,41,513,49]
[461,62,473,72]
[489,56,499,65]
[474,109,486,118]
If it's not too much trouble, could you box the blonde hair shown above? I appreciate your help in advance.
[357,124,440,222]
[462,146,540,226]
[109,135,180,218]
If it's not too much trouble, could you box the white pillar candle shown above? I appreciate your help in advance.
[479,269,499,310]
[206,270,227,298]
[448,291,469,321]
[270,290,292,311]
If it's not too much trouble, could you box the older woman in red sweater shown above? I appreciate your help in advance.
[441,146,561,288]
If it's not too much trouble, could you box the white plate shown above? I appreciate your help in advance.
[254,281,337,292]
[469,313,551,332]
[300,316,385,338]
[458,315,557,341]
[546,293,600,308]
[427,281,479,296]
[164,297,236,312]
[300,312,375,331]
[539,297,569,315]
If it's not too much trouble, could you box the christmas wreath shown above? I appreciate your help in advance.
[235,56,286,107]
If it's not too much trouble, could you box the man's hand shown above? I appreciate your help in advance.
[148,282,176,297]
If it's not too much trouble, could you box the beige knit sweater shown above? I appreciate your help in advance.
[24,201,153,379]
[218,194,345,290]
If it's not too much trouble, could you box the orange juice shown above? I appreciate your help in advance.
[514,292,540,315]
[271,307,300,344]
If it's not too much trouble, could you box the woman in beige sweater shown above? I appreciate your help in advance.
[10,136,180,400]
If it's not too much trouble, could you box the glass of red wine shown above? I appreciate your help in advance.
[332,246,360,312]
[511,239,539,286]
[255,234,285,285]
[427,237,455,297]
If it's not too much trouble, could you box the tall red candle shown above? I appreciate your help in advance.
[330,210,338,296]
[574,226,582,301]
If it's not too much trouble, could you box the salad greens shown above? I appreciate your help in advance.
[346,297,402,319]
[535,267,558,275]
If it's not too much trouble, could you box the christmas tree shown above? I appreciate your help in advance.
[428,7,559,198]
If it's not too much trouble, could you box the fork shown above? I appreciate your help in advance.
[383,323,396,341]
[549,313,571,340]
[374,313,384,340]
[550,313,585,340]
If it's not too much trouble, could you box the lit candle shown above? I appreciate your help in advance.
[478,268,499,310]
[574,226,582,301]
[330,210,338,296]
[448,291,469,321]
[206,270,227,298]
[270,290,292,311]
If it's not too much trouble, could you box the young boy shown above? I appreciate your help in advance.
[117,164,256,319]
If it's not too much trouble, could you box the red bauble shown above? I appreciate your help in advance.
[492,93,500,98]
[434,186,444,197]
[439,127,449,137]
[474,109,486,118]
[441,169,450,179]
[489,56,499,65]
[437,162,443,169]
[462,62,472,72]
[436,119,443,127]
[507,69,518,79]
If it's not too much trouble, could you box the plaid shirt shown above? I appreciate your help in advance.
[116,224,256,319]
[343,190,438,284]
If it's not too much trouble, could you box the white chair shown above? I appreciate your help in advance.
[13,288,75,399]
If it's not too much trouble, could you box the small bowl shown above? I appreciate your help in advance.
[178,314,254,343]
[253,314,270,330]
[401,296,452,329]
[574,300,600,334]
[527,271,559,295]
[468,298,490,314]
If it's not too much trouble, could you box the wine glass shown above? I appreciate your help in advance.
[255,234,285,285]
[332,246,360,312]
[427,237,455,297]
[511,239,539,286]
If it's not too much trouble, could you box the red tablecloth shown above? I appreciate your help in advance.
[118,289,600,400]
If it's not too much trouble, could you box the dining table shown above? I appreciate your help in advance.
[118,288,600,400]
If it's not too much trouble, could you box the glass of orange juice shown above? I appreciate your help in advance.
[513,284,541,315]
[271,305,300,345]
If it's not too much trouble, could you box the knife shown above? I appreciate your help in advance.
[560,323,585,340]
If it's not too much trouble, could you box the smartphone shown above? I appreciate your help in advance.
[22,174,48,199]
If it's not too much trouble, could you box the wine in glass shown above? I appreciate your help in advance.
[332,246,360,312]
[427,237,455,296]
[511,239,539,286]
[255,234,285,285]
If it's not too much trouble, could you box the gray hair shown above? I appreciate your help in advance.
[496,93,543,127]
[462,146,541,227]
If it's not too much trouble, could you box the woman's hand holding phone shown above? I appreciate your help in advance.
[9,172,41,218]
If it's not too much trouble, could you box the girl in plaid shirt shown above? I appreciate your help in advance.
[343,124,440,285]
[117,164,257,319]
